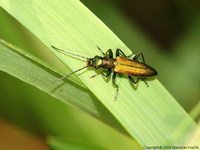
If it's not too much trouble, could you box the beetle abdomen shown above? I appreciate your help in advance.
[114,65,155,77]
[114,57,157,77]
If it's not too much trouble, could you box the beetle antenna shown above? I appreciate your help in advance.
[51,46,89,59]
[53,66,88,83]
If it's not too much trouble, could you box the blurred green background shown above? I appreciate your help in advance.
[0,0,199,149]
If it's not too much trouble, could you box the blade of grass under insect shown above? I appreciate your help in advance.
[0,40,126,134]
[82,0,200,112]
[0,0,197,147]
[0,43,142,150]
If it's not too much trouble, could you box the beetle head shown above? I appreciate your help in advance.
[86,59,93,67]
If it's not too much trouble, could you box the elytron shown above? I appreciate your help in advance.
[52,46,157,100]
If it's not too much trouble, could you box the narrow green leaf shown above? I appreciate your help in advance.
[0,0,197,147]
[190,101,200,121]
[0,40,124,133]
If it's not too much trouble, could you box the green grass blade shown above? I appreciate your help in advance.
[0,40,124,133]
[0,39,96,113]
[190,101,200,121]
[0,0,197,147]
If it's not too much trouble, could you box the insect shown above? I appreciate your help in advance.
[51,46,157,100]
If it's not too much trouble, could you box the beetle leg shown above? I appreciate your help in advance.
[96,46,106,55]
[126,53,134,58]
[141,78,149,87]
[116,49,136,58]
[128,76,149,87]
[90,72,103,78]
[105,49,113,58]
[128,76,139,84]
[116,49,126,57]
[133,52,145,64]
[97,46,113,58]
[90,72,106,78]
[90,69,111,78]
[112,72,119,100]
[105,68,112,76]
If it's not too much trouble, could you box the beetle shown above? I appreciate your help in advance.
[51,46,157,100]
